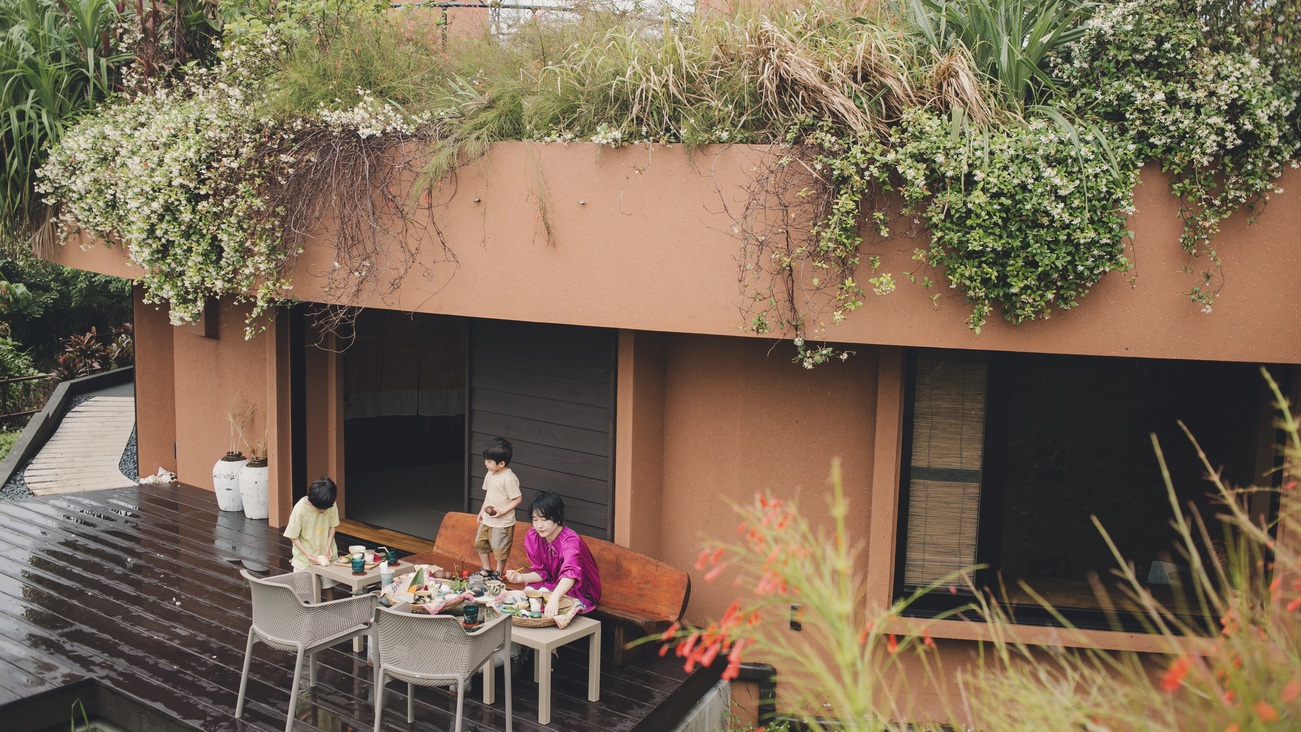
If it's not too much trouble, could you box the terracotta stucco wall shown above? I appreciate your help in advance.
[168,301,274,500]
[657,333,878,625]
[133,289,176,476]
[46,144,1301,365]
[272,144,1301,364]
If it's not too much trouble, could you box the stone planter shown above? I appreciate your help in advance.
[213,452,247,512]
[239,458,269,520]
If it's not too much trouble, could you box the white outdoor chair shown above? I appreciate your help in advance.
[372,606,513,732]
[235,569,377,732]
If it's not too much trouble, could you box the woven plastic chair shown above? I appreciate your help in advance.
[234,569,377,732]
[372,607,513,732]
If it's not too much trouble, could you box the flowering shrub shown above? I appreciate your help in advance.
[1052,0,1300,310]
[669,372,1301,730]
[877,112,1139,332]
[37,39,295,332]
[668,461,951,729]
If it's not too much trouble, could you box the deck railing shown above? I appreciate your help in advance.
[0,373,57,426]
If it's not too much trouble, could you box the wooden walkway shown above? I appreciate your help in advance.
[0,482,718,731]
[25,395,136,495]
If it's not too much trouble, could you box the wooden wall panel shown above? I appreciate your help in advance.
[469,319,616,539]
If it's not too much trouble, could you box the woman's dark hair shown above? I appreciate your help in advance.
[307,476,337,509]
[529,491,565,525]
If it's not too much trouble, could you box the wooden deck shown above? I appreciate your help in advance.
[0,482,719,732]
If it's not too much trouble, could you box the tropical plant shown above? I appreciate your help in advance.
[0,0,128,246]
[0,254,131,367]
[0,0,226,255]
[53,327,111,378]
[894,0,1091,112]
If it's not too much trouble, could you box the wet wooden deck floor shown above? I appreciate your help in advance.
[0,482,717,731]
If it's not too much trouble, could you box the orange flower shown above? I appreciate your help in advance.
[1159,655,1193,694]
[923,631,936,649]
[703,562,728,582]
[1224,724,1240,732]
[1254,701,1279,722]
[1282,677,1301,703]
[886,634,899,654]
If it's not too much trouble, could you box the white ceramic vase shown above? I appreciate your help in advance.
[239,459,269,520]
[213,452,247,512]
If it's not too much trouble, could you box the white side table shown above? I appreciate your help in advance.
[507,616,601,725]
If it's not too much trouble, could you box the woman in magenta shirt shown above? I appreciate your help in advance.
[504,491,602,618]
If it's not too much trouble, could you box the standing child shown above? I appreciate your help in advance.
[284,476,340,587]
[474,437,522,578]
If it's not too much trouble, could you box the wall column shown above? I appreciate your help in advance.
[613,330,667,554]
[866,346,906,607]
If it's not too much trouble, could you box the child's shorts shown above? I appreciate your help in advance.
[474,524,514,561]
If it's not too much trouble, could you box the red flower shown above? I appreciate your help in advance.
[1254,701,1279,722]
[704,562,728,582]
[1281,677,1301,703]
[886,634,899,654]
[1159,655,1193,694]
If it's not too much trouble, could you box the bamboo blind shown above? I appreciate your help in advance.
[904,355,988,587]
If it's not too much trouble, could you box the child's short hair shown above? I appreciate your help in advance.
[307,476,337,509]
[483,437,513,466]
[529,491,565,525]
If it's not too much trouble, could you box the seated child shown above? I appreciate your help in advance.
[474,437,522,579]
[284,476,339,588]
[504,491,602,627]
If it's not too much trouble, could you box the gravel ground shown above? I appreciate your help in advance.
[1,394,138,500]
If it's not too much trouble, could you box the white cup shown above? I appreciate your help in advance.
[349,544,365,557]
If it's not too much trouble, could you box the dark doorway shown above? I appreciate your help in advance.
[342,312,467,539]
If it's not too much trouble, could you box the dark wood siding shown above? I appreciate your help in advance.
[468,320,616,539]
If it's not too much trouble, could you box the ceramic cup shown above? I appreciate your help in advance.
[463,604,480,625]
[349,544,365,556]
[484,579,504,597]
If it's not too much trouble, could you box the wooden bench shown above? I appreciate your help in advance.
[403,512,690,666]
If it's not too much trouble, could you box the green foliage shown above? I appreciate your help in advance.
[28,0,1301,351]
[1051,0,1299,310]
[0,255,131,366]
[0,0,128,238]
[36,47,296,331]
[877,110,1138,332]
[895,0,1091,112]
[0,429,20,463]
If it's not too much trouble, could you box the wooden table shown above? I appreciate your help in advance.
[507,616,601,725]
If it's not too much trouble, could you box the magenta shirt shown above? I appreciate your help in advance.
[524,525,602,612]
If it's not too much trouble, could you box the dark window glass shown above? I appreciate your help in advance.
[897,350,1282,630]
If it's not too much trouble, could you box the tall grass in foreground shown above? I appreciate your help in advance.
[960,368,1301,732]
[674,368,1301,731]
